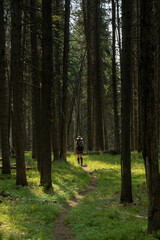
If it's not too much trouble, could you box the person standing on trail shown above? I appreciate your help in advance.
[74,136,84,166]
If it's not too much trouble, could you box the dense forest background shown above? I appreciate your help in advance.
[1,0,121,183]
[1,0,160,234]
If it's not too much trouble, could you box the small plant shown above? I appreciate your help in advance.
[0,232,3,240]
[8,234,15,240]
[39,230,44,240]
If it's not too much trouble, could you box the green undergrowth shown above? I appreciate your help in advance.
[67,152,158,240]
[0,154,90,240]
[0,152,159,240]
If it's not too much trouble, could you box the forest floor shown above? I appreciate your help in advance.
[53,166,97,240]
[0,152,159,240]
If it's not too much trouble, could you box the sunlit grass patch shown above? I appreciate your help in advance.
[1,199,59,239]
[0,152,157,239]
[68,152,157,240]
[0,153,90,240]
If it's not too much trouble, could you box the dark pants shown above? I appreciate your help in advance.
[77,157,83,166]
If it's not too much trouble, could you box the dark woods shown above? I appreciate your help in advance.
[0,0,160,233]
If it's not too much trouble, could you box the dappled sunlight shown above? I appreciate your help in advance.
[67,152,153,240]
[0,152,154,239]
[0,154,91,239]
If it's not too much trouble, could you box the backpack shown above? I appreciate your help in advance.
[76,139,84,151]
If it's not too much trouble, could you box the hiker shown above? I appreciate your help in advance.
[75,136,84,166]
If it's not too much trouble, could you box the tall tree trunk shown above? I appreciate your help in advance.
[104,123,109,151]
[85,0,104,151]
[32,125,36,158]
[52,0,61,161]
[30,0,41,168]
[131,0,138,151]
[120,0,133,203]
[11,0,27,186]
[40,0,52,189]
[83,0,94,151]
[22,1,27,152]
[94,0,104,151]
[116,0,122,68]
[60,0,70,160]
[137,0,142,153]
[140,0,160,232]
[156,1,160,149]
[0,0,10,174]
[27,113,32,150]
[112,0,120,153]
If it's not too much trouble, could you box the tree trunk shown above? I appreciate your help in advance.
[140,0,160,232]
[22,1,27,152]
[156,1,160,149]
[60,0,70,160]
[104,122,109,151]
[112,0,120,153]
[116,0,122,68]
[131,0,138,151]
[120,0,133,203]
[52,0,61,161]
[137,0,142,153]
[27,113,32,151]
[93,0,104,151]
[84,0,95,151]
[0,0,11,174]
[11,0,27,186]
[30,0,41,168]
[32,124,36,158]
[40,0,52,189]
[85,0,104,151]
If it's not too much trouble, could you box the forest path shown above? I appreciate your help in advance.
[53,166,97,240]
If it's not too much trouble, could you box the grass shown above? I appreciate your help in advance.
[0,152,159,240]
[67,152,158,240]
[0,153,90,240]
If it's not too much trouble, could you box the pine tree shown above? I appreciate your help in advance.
[11,0,27,186]
[0,0,10,174]
[140,0,160,232]
[40,0,53,189]
[120,0,133,203]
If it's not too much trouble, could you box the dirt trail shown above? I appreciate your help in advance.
[53,166,97,240]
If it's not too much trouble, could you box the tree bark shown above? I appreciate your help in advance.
[94,0,104,151]
[22,0,27,152]
[116,0,122,69]
[52,0,61,161]
[40,0,52,189]
[83,0,95,151]
[11,0,27,186]
[30,0,41,167]
[140,0,160,232]
[137,0,142,153]
[155,0,160,148]
[0,0,11,174]
[60,0,70,160]
[120,0,133,203]
[112,0,120,153]
[131,0,138,151]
